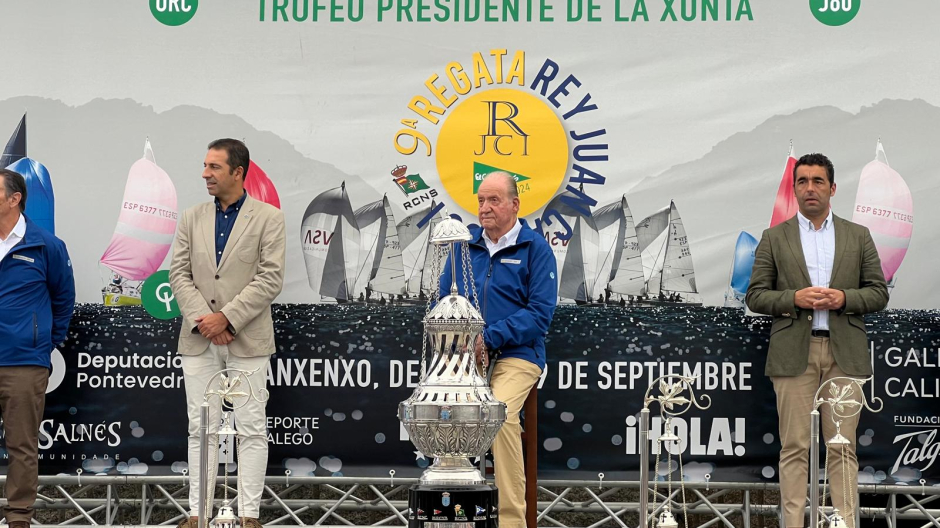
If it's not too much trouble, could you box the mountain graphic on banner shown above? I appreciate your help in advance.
[472,162,530,193]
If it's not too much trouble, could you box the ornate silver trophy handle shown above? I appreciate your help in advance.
[639,374,712,528]
[643,374,712,419]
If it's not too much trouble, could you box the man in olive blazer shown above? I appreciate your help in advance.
[747,153,887,528]
[170,139,285,528]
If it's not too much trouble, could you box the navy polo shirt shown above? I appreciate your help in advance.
[215,192,247,265]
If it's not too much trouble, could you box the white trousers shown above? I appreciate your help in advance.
[182,345,269,518]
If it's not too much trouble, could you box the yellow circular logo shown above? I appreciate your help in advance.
[435,88,569,218]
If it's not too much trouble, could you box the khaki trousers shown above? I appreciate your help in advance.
[0,366,49,523]
[772,337,860,528]
[490,357,541,528]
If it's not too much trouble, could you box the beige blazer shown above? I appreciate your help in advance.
[169,194,286,357]
[745,215,888,377]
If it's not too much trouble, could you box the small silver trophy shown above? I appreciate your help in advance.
[197,369,269,528]
[809,376,882,528]
[398,217,507,528]
[638,375,712,528]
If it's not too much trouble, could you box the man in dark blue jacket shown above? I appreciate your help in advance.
[0,168,75,528]
[439,172,557,528]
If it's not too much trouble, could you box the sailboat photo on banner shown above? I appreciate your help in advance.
[540,190,600,305]
[245,160,281,209]
[635,201,701,306]
[397,202,443,303]
[1,113,27,169]
[593,195,644,305]
[851,139,913,298]
[99,139,179,306]
[723,232,759,308]
[353,195,406,302]
[301,182,361,303]
[4,113,57,235]
[724,141,796,311]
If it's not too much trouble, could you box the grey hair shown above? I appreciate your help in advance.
[483,171,519,199]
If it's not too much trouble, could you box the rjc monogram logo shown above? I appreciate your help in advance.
[475,101,529,156]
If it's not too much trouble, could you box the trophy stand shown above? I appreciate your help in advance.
[808,376,882,528]
[198,368,270,528]
[638,375,712,528]
[398,217,507,528]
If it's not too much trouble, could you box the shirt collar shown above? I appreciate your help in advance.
[796,209,833,232]
[216,191,248,213]
[12,213,26,238]
[3,213,27,242]
[484,219,522,246]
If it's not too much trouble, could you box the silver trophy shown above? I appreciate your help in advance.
[197,368,269,528]
[398,216,507,528]
[638,375,712,528]
[809,376,882,528]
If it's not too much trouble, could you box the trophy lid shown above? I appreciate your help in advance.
[426,293,483,325]
[431,216,472,245]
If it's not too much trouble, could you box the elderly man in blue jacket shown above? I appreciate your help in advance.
[0,168,75,528]
[439,171,558,528]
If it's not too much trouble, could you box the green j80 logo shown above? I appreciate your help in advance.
[151,0,198,26]
[810,0,859,26]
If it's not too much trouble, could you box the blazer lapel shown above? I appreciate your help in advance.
[218,195,255,269]
[200,202,216,265]
[783,216,812,286]
[829,215,847,285]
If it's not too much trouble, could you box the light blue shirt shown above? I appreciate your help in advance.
[797,210,835,331]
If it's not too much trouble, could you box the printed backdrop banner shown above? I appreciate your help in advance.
[0,1,939,491]
[28,305,939,486]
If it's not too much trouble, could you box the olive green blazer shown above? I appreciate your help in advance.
[745,215,888,377]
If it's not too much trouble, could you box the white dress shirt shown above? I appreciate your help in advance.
[0,213,26,262]
[797,210,835,330]
[482,219,522,256]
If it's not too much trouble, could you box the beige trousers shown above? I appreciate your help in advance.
[490,357,541,528]
[772,337,860,528]
[181,345,270,518]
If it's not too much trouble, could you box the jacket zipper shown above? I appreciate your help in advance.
[473,238,532,321]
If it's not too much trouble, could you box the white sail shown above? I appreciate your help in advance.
[371,196,406,295]
[647,201,697,296]
[591,199,624,300]
[600,196,646,297]
[635,206,670,294]
[353,198,387,298]
[301,183,361,302]
[397,202,441,296]
[541,192,599,302]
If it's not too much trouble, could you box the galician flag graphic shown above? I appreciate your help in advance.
[472,162,530,193]
[391,165,430,195]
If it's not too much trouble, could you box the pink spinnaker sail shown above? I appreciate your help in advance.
[851,141,913,283]
[769,144,798,228]
[99,140,178,280]
[246,160,281,209]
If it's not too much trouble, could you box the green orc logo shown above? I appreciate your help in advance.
[150,0,198,26]
[810,0,859,26]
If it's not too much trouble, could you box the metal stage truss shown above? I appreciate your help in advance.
[3,476,939,528]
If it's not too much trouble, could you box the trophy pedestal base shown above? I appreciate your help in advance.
[408,484,499,528]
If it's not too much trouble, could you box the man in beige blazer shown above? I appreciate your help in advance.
[747,153,887,528]
[170,139,285,528]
